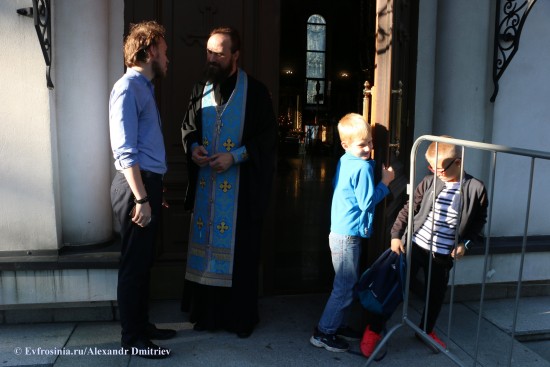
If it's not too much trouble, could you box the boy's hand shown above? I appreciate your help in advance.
[382,164,395,186]
[451,243,466,259]
[391,238,405,254]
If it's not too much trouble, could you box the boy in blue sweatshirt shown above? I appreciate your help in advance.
[310,113,394,352]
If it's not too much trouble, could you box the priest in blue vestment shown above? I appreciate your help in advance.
[181,26,278,338]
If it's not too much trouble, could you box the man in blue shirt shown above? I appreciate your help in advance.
[109,20,173,359]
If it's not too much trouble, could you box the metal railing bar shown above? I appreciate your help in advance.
[420,135,550,161]
[473,150,497,366]
[422,143,441,334]
[405,318,465,366]
[447,146,467,342]
[506,157,536,367]
[362,321,404,366]
[367,136,550,367]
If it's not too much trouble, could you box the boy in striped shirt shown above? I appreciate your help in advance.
[361,137,488,358]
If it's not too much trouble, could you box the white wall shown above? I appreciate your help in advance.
[452,252,550,285]
[0,0,123,252]
[490,0,550,236]
[432,0,494,183]
[0,0,124,305]
[109,0,125,236]
[414,0,438,140]
[0,1,60,251]
[0,269,117,304]
[415,0,494,185]
[416,0,550,238]
[55,0,113,245]
[109,1,125,97]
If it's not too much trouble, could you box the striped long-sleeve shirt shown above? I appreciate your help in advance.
[413,181,461,255]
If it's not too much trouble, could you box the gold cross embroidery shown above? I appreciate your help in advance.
[199,177,206,189]
[223,138,235,151]
[217,221,229,234]
[202,137,209,147]
[219,180,232,193]
[196,217,204,230]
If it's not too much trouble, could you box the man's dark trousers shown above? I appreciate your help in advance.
[111,171,163,344]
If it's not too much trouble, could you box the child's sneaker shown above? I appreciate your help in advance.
[360,326,382,358]
[415,330,447,353]
[336,326,361,341]
[310,327,349,352]
[428,331,447,349]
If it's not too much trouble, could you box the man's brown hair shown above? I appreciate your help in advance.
[124,21,166,67]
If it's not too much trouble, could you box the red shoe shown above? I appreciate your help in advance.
[416,330,447,353]
[428,331,447,349]
[360,326,382,358]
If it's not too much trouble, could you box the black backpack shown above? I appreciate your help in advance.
[356,248,406,317]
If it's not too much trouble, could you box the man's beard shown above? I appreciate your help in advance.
[152,59,166,79]
[205,62,232,84]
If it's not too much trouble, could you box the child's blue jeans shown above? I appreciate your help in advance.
[318,232,362,334]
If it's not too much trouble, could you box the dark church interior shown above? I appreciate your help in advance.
[268,0,377,294]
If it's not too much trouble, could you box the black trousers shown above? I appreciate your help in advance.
[410,243,453,333]
[111,171,163,344]
[365,243,453,334]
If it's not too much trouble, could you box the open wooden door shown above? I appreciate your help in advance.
[366,0,419,262]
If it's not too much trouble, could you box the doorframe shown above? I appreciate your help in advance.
[368,0,420,263]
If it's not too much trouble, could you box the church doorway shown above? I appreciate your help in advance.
[267,0,419,294]
[267,0,378,293]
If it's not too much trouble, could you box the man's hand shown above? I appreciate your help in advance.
[121,165,152,227]
[209,152,234,173]
[192,145,210,167]
[131,202,152,227]
[162,186,169,209]
[391,238,405,254]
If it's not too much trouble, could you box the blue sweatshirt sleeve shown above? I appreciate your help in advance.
[354,162,390,212]
[353,164,372,211]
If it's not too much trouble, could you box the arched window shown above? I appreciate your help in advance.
[306,14,326,105]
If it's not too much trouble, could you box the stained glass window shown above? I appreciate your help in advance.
[306,14,326,105]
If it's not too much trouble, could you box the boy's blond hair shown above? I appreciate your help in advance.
[337,113,371,144]
[425,135,462,161]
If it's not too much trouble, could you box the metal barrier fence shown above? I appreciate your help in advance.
[363,135,550,366]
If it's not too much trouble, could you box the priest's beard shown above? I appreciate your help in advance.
[205,61,232,84]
